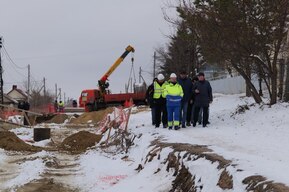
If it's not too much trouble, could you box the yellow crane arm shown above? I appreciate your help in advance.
[98,45,135,92]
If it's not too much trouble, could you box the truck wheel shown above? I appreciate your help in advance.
[85,103,93,112]
[93,102,98,111]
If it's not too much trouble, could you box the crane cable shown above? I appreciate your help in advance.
[126,53,136,93]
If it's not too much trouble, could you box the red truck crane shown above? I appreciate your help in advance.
[79,45,146,112]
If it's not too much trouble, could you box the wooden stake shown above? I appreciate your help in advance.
[124,107,133,133]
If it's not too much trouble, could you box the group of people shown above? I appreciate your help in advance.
[146,71,213,130]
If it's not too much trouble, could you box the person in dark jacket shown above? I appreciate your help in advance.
[192,72,213,127]
[153,74,168,128]
[146,78,157,125]
[188,76,199,124]
[54,100,58,113]
[177,71,193,128]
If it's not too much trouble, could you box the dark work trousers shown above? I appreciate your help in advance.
[187,102,193,123]
[154,99,168,127]
[197,107,210,124]
[180,102,188,126]
[151,106,156,125]
[193,106,209,126]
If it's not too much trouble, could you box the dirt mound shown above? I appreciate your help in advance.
[17,178,75,192]
[0,131,41,152]
[45,114,69,124]
[70,108,113,124]
[61,131,102,153]
[34,114,56,124]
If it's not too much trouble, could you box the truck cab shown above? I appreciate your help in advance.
[79,89,104,112]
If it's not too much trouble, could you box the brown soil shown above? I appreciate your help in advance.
[34,114,56,124]
[70,108,113,124]
[16,178,77,192]
[243,175,289,192]
[149,139,231,169]
[45,114,69,124]
[217,169,233,189]
[145,140,233,192]
[0,121,19,130]
[170,164,197,192]
[60,131,102,153]
[0,131,41,152]
[146,140,289,192]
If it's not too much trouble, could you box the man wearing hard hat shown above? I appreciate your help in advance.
[153,74,168,128]
[164,73,184,130]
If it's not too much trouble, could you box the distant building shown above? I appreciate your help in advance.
[198,63,228,80]
[3,94,18,107]
[6,85,28,102]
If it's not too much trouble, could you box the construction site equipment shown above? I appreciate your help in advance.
[79,45,146,112]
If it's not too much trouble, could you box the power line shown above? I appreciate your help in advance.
[2,45,27,69]
[1,47,40,86]
[1,50,28,78]
[0,37,4,104]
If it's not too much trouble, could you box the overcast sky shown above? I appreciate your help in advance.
[0,0,177,100]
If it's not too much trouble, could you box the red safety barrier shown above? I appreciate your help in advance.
[0,110,21,120]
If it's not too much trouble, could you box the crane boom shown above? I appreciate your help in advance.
[98,45,135,93]
[79,44,147,112]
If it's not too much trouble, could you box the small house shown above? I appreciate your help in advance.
[6,85,28,102]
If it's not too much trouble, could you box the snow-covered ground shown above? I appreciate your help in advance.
[1,93,289,191]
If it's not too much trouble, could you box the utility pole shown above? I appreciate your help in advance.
[27,64,30,103]
[139,67,141,83]
[58,88,62,101]
[43,77,46,104]
[55,83,58,100]
[0,36,3,105]
[43,77,46,98]
[153,52,156,79]
[64,92,66,104]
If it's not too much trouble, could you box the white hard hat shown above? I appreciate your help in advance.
[170,73,177,78]
[157,74,165,81]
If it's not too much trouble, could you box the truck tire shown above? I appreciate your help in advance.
[86,103,93,112]
[93,102,98,111]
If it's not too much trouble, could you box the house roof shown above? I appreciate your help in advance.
[3,94,18,104]
[7,86,28,99]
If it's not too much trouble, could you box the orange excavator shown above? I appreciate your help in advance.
[79,45,146,112]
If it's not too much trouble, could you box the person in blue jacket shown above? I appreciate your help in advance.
[164,73,184,130]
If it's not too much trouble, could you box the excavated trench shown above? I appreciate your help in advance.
[139,139,289,192]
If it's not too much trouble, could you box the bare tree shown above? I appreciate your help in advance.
[178,0,289,104]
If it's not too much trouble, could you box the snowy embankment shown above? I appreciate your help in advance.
[1,93,289,191]
[72,93,289,191]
